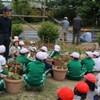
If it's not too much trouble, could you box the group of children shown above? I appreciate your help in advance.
[57,73,100,100]
[0,36,100,99]
[0,36,61,91]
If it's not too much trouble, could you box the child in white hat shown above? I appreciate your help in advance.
[49,45,61,58]
[27,46,37,60]
[92,51,100,71]
[22,51,47,91]
[28,41,37,52]
[19,40,25,49]
[16,48,32,74]
[81,51,95,74]
[67,52,86,80]
[0,45,13,91]
[40,46,53,77]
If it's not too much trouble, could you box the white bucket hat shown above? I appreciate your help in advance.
[19,41,25,45]
[85,51,93,58]
[20,48,29,54]
[14,36,19,40]
[41,46,48,52]
[92,51,99,57]
[0,45,6,53]
[70,52,80,58]
[36,51,47,60]
[13,39,19,43]
[54,45,61,52]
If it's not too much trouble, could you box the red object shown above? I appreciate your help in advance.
[75,81,89,93]
[84,73,97,83]
[57,87,74,100]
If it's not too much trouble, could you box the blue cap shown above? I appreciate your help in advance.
[2,6,12,11]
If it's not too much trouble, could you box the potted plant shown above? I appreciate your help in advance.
[4,61,22,94]
[52,56,67,81]
[7,60,22,74]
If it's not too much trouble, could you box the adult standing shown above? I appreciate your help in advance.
[72,15,83,44]
[54,17,69,41]
[0,6,12,60]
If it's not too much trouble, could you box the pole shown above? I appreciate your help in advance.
[42,0,46,22]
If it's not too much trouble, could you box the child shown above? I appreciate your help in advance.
[49,45,61,58]
[81,51,95,74]
[57,87,74,100]
[19,40,25,49]
[92,51,100,71]
[84,73,100,100]
[0,45,13,91]
[22,51,47,91]
[16,48,32,74]
[0,45,8,75]
[67,52,86,80]
[9,38,20,59]
[40,46,53,77]
[74,81,89,100]
[27,46,37,60]
[28,41,37,51]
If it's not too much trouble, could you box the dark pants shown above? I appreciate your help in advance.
[0,34,10,60]
[43,60,53,77]
[72,28,81,44]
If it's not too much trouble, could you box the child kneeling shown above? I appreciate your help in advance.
[23,51,46,91]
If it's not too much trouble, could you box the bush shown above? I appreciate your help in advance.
[12,24,23,37]
[38,21,59,43]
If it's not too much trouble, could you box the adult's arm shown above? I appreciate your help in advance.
[9,19,12,37]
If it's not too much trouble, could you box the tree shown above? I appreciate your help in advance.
[0,1,3,14]
[47,0,100,27]
[12,0,32,15]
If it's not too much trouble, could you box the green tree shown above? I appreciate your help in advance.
[12,0,32,15]
[0,1,3,14]
[38,21,59,43]
[47,0,100,27]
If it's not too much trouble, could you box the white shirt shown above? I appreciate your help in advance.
[0,55,6,72]
[80,32,92,42]
[93,57,100,71]
[73,95,81,100]
[87,86,100,100]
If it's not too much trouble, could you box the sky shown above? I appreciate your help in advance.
[1,0,12,1]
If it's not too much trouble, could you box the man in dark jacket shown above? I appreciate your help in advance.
[0,6,12,60]
[72,15,83,44]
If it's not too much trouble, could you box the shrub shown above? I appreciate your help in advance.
[12,24,23,37]
[38,21,59,43]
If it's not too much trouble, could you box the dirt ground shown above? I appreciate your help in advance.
[0,75,78,100]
